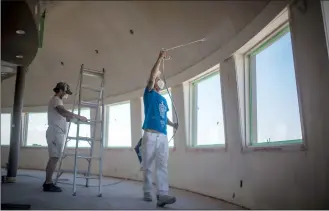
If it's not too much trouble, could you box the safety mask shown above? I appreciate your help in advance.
[157,79,165,90]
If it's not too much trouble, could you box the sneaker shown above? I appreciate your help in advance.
[157,195,176,207]
[143,192,153,202]
[42,181,47,188]
[43,183,62,192]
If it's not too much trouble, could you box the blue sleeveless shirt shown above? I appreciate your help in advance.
[142,87,169,135]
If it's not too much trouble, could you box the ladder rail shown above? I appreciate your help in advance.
[85,100,100,187]
[98,68,105,196]
[72,65,84,196]
[55,64,105,197]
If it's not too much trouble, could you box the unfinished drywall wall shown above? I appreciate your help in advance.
[1,0,329,209]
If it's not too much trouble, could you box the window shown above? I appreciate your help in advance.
[191,70,226,146]
[106,101,132,147]
[26,112,48,147]
[245,25,302,146]
[322,1,329,58]
[161,91,174,147]
[67,108,91,148]
[1,113,11,146]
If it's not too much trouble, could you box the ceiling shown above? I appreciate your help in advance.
[1,0,40,81]
[2,0,278,107]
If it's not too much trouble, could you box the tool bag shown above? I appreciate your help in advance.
[134,138,142,164]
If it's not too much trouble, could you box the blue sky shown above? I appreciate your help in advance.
[254,32,302,142]
[196,73,225,145]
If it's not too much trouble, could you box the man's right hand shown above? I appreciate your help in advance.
[77,116,88,122]
[158,50,166,60]
[173,123,179,130]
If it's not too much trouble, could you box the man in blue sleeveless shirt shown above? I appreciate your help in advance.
[142,50,178,207]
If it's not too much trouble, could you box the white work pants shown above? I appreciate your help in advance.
[142,131,169,196]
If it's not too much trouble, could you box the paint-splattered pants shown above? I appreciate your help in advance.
[142,131,169,196]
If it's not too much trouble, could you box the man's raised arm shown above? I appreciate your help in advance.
[167,118,178,130]
[147,50,166,91]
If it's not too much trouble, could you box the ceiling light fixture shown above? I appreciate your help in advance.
[16,30,25,35]
[16,55,23,59]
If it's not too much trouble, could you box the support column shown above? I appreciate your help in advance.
[130,97,142,147]
[171,85,186,151]
[289,1,329,207]
[7,66,26,182]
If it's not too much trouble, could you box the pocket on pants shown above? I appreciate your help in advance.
[141,132,157,170]
[54,133,65,152]
[46,128,65,158]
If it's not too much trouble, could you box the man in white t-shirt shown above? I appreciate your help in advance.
[43,82,87,192]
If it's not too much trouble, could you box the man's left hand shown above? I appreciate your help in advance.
[173,123,179,130]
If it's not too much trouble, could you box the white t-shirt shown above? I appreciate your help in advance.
[48,96,67,134]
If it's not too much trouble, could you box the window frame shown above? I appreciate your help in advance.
[243,22,305,150]
[159,88,176,148]
[189,69,227,148]
[1,112,30,147]
[1,113,13,146]
[21,112,29,147]
[105,100,132,148]
[25,111,49,147]
[321,0,329,59]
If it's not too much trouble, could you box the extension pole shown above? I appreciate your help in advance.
[164,38,206,52]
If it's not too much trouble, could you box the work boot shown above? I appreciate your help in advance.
[43,182,62,192]
[157,195,176,207]
[143,192,153,202]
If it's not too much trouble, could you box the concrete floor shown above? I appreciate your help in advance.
[1,169,243,210]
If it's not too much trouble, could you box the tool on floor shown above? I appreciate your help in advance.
[1,203,31,210]
[55,64,105,197]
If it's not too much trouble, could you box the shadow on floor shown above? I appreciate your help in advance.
[1,169,244,210]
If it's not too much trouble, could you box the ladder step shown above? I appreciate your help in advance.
[80,101,99,108]
[59,169,88,175]
[64,153,101,160]
[82,85,102,92]
[79,120,102,125]
[78,155,100,159]
[66,136,98,142]
[82,68,104,77]
[76,176,100,179]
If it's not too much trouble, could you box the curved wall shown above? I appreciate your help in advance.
[2,0,329,209]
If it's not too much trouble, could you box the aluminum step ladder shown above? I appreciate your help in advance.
[55,64,105,197]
